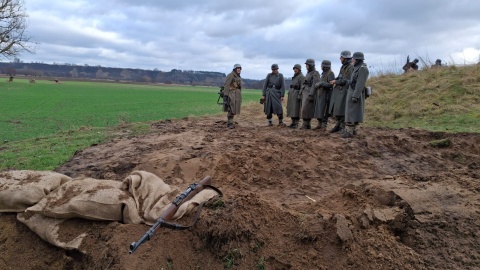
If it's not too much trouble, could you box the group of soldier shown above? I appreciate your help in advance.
[403,57,444,73]
[222,50,369,138]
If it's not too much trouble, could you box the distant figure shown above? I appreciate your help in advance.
[29,79,36,83]
[54,79,61,84]
[431,59,443,68]
[402,56,419,73]
[8,76,13,82]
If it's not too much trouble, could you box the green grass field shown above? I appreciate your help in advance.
[0,79,260,170]
[0,79,259,142]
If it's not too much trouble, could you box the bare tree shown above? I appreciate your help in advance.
[0,0,33,58]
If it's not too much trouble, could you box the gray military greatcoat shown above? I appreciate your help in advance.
[314,70,335,119]
[286,72,305,118]
[345,62,369,123]
[300,68,321,119]
[329,60,353,116]
[262,73,285,115]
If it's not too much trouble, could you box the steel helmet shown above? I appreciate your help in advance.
[293,64,301,70]
[321,60,331,67]
[413,58,419,63]
[305,59,315,66]
[233,63,242,69]
[340,50,352,58]
[271,64,279,70]
[352,52,364,60]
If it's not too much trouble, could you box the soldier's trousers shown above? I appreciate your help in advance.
[267,113,283,120]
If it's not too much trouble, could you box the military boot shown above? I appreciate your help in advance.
[278,119,286,127]
[330,125,341,133]
[300,120,311,130]
[341,126,354,138]
[268,119,273,126]
[227,117,235,129]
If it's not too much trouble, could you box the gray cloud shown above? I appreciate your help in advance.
[19,0,480,79]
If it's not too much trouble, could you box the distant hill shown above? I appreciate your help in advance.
[0,62,265,89]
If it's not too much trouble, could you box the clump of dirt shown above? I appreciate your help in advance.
[1,103,479,269]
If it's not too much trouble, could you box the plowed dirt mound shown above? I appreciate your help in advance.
[1,103,479,269]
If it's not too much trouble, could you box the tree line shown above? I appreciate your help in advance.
[0,61,265,89]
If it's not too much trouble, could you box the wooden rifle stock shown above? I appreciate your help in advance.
[129,176,215,254]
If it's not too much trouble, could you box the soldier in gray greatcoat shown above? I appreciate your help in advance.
[329,50,354,133]
[343,52,369,138]
[261,64,286,126]
[286,64,304,128]
[223,63,243,129]
[299,59,321,129]
[313,60,335,130]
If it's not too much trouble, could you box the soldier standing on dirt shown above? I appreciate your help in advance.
[343,52,369,138]
[313,60,335,131]
[261,64,286,126]
[300,59,321,129]
[286,64,305,128]
[223,64,243,129]
[329,50,354,133]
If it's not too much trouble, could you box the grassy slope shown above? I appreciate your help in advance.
[365,64,480,132]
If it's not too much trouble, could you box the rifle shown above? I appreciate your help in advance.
[129,176,223,254]
[402,55,410,72]
[217,86,225,105]
[217,86,231,112]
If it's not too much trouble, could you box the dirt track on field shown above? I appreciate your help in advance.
[1,103,479,269]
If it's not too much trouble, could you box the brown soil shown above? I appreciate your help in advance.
[1,103,479,270]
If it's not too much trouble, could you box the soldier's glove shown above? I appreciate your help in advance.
[352,97,359,103]
[290,84,294,89]
[259,98,265,105]
[307,95,314,102]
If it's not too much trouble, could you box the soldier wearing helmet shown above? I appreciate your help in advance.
[328,50,354,133]
[299,59,321,129]
[286,64,305,128]
[402,56,419,73]
[313,60,335,131]
[222,63,243,129]
[431,59,443,68]
[343,52,369,138]
[261,63,286,126]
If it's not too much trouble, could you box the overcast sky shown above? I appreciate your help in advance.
[18,0,480,79]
